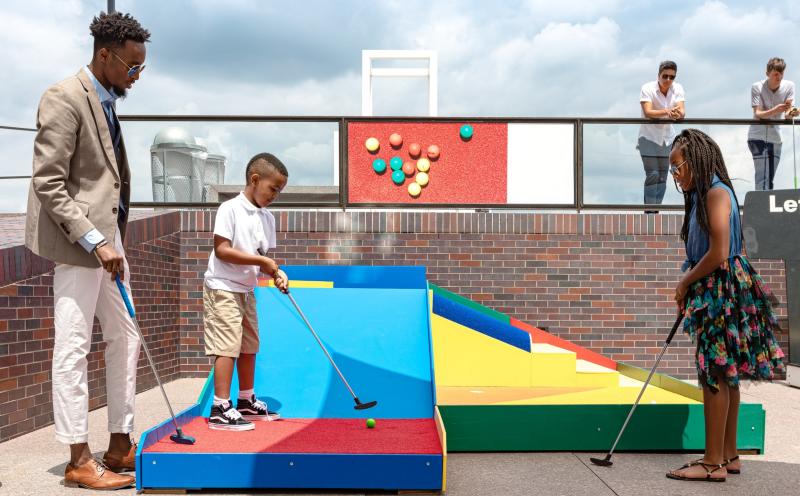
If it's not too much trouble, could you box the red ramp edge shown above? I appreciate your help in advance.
[510,318,618,371]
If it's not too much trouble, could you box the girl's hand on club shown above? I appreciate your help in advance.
[674,279,688,314]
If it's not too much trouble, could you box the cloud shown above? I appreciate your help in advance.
[2,0,800,212]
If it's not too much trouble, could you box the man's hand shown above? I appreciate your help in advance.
[775,101,792,114]
[95,243,124,280]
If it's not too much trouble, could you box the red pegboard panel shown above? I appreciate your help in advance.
[348,122,507,204]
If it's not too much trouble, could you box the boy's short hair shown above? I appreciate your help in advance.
[658,60,677,74]
[766,57,786,74]
[245,153,289,182]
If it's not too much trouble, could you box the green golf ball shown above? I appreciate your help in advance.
[366,418,376,429]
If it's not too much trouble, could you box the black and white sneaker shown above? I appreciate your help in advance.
[237,395,281,421]
[208,402,255,431]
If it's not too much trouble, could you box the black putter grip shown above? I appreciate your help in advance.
[665,313,684,345]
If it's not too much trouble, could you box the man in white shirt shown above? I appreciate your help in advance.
[638,60,686,209]
[747,57,799,191]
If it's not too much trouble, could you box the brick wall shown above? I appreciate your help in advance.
[0,209,790,441]
[0,213,181,442]
[176,210,789,381]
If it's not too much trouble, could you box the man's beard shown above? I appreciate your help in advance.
[111,85,128,99]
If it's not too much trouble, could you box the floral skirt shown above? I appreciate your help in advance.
[683,255,785,391]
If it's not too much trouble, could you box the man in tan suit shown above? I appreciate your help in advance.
[25,11,150,490]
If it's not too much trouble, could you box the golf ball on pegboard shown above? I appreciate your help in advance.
[391,169,405,185]
[402,161,415,176]
[389,156,403,171]
[460,124,474,140]
[389,133,403,148]
[365,137,380,152]
[415,171,429,187]
[416,157,430,172]
[427,144,440,160]
[408,182,421,197]
[372,158,386,173]
[408,143,421,158]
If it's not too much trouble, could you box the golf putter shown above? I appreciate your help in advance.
[590,313,683,467]
[257,249,377,410]
[115,274,196,445]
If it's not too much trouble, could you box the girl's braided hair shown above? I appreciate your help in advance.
[671,128,740,244]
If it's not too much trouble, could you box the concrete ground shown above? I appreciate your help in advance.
[1,377,799,496]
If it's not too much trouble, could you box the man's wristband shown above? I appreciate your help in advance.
[93,240,108,252]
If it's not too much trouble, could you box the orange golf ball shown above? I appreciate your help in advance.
[408,143,421,158]
[389,133,403,148]
[402,162,415,175]
[427,145,440,160]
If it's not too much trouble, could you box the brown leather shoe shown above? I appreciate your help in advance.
[64,459,135,490]
[102,441,137,472]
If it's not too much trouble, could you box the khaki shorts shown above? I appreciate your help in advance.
[203,284,260,357]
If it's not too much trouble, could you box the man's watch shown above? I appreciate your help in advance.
[93,239,108,252]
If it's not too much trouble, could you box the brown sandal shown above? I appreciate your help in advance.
[666,460,726,482]
[724,455,740,474]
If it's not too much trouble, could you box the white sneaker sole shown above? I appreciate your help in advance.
[242,413,282,421]
[208,422,255,431]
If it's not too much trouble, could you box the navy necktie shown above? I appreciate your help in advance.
[103,101,126,226]
[103,101,121,156]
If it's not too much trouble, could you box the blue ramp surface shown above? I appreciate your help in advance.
[202,286,434,419]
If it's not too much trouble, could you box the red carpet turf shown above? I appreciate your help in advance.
[144,418,442,455]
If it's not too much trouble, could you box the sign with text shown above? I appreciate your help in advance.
[743,189,799,368]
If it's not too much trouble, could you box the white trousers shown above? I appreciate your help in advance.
[52,229,139,444]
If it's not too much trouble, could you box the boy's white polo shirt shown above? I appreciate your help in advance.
[204,192,276,293]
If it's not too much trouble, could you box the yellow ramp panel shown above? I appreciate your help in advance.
[570,359,620,388]
[432,314,531,387]
[261,279,334,288]
[438,382,700,406]
[530,343,577,386]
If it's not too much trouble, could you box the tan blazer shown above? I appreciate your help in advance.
[25,69,131,267]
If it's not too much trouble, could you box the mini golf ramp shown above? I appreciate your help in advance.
[137,266,445,492]
[430,284,766,453]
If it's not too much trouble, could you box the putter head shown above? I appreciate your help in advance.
[354,399,378,410]
[170,430,196,445]
[589,456,613,467]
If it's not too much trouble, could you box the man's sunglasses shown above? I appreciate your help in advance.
[110,50,145,78]
[660,74,676,80]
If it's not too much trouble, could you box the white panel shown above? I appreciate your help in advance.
[507,124,574,204]
[333,129,339,186]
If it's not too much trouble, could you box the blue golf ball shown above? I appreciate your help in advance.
[372,158,387,173]
[390,156,403,171]
[460,124,474,140]
[391,170,405,184]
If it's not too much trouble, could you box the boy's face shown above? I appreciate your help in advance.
[250,168,287,208]
[766,69,784,88]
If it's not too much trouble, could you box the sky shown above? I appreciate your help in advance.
[1,0,799,211]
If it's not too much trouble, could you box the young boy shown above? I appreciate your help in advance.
[203,153,289,431]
